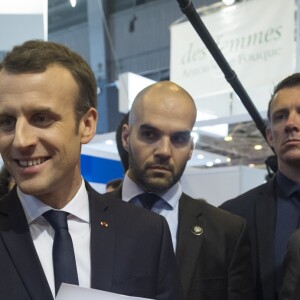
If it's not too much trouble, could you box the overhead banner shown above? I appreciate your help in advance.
[170,0,296,99]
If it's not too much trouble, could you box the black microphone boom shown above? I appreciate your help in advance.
[176,0,267,141]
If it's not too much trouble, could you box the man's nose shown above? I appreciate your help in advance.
[154,137,172,158]
[12,120,37,149]
[285,113,300,132]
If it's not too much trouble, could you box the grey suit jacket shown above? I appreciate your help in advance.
[0,183,184,300]
[220,178,277,300]
[110,188,255,300]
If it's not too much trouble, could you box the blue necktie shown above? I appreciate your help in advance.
[43,210,79,294]
[138,193,161,210]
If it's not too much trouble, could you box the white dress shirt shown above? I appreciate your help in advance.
[18,179,91,297]
[122,174,181,251]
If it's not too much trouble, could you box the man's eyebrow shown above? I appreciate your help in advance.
[139,124,191,136]
[30,107,56,114]
[173,130,191,135]
[139,124,158,131]
[272,108,288,115]
[0,106,55,114]
[30,107,62,120]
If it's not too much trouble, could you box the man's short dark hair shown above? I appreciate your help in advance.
[268,73,300,121]
[0,39,97,129]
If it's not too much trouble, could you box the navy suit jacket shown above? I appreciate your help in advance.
[110,188,255,300]
[220,178,277,300]
[0,183,184,300]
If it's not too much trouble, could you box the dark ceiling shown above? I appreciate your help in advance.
[48,0,87,33]
[48,0,162,33]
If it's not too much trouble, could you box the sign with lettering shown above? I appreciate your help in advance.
[170,0,295,100]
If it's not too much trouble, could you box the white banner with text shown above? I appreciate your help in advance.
[170,0,296,100]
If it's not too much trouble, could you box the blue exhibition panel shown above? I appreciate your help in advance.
[80,154,123,184]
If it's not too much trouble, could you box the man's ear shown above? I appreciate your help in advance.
[80,107,98,144]
[266,126,274,148]
[122,124,130,151]
[188,141,194,160]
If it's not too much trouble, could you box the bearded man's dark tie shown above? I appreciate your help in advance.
[138,193,161,210]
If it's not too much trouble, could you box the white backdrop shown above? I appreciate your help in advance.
[181,165,267,207]
[170,0,296,100]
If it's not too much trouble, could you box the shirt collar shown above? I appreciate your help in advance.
[18,178,90,224]
[122,173,182,209]
[276,171,300,198]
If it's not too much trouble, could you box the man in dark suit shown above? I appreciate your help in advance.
[280,229,300,300]
[220,73,300,300]
[0,40,183,300]
[109,81,255,300]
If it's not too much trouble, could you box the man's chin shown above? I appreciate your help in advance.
[278,152,300,169]
[17,179,46,196]
[281,149,300,161]
[144,177,173,193]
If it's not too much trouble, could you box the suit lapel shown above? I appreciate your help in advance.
[176,194,204,295]
[255,179,276,298]
[88,184,116,291]
[109,186,122,199]
[0,190,53,300]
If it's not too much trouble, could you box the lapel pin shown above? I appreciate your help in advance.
[100,221,109,228]
[191,225,203,236]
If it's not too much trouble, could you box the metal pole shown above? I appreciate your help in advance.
[176,0,267,141]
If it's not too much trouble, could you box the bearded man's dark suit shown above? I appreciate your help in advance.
[0,183,184,300]
[109,187,255,300]
[220,177,277,300]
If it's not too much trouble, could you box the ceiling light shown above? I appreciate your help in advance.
[224,136,233,142]
[226,157,231,162]
[222,0,235,6]
[197,154,204,159]
[206,162,214,167]
[69,0,76,8]
[248,163,255,168]
[215,158,221,164]
[105,140,114,145]
[254,144,262,150]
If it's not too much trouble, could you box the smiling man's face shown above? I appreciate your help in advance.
[0,65,96,206]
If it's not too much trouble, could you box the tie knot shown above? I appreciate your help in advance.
[138,193,161,210]
[43,210,69,230]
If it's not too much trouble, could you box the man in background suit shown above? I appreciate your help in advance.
[220,73,300,300]
[0,40,183,300]
[280,229,300,300]
[105,178,123,192]
[108,80,255,300]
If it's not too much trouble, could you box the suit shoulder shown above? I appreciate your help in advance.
[220,181,270,208]
[203,200,246,228]
[181,194,246,228]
